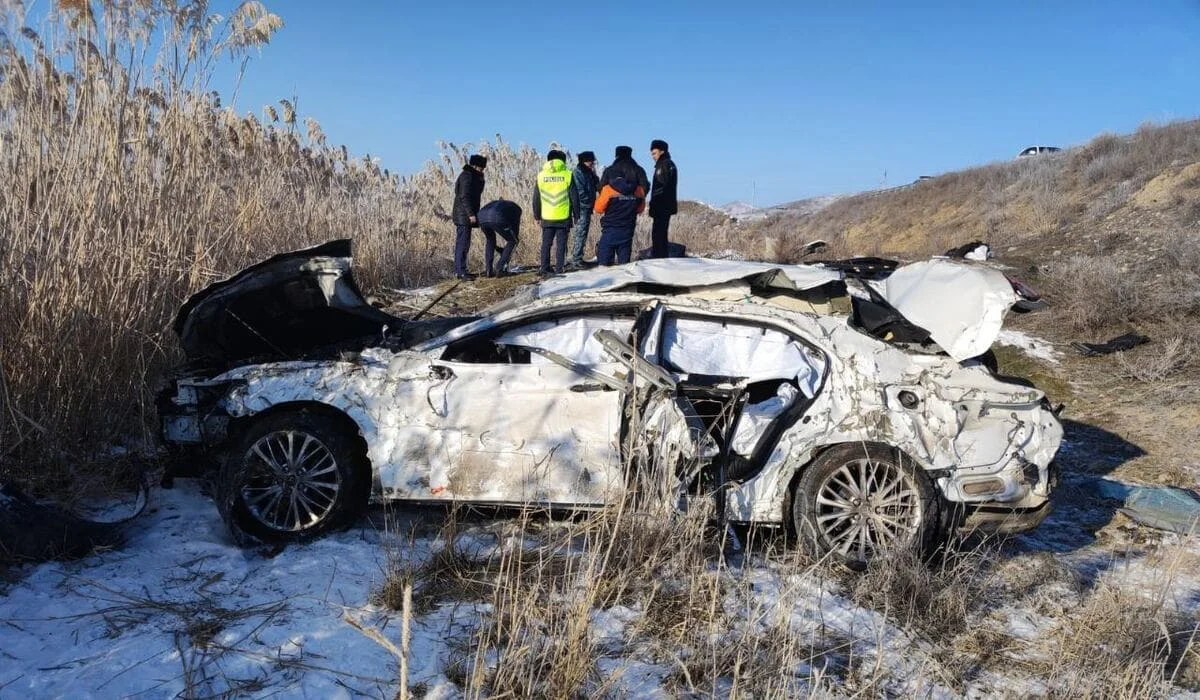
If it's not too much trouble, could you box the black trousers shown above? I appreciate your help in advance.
[651,215,671,258]
[481,225,519,274]
[540,225,569,273]
[453,223,472,275]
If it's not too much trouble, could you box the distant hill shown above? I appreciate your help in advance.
[700,194,849,222]
[745,119,1200,262]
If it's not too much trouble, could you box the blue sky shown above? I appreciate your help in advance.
[216,1,1199,206]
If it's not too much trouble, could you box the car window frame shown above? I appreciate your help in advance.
[433,303,644,366]
[643,305,830,391]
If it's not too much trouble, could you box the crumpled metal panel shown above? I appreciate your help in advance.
[875,260,1017,361]
[216,347,626,506]
[492,258,845,311]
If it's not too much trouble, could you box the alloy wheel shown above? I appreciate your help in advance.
[812,457,923,560]
[239,430,342,532]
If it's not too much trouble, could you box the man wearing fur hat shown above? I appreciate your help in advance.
[532,149,579,275]
[648,139,678,258]
[569,151,600,268]
[451,154,487,280]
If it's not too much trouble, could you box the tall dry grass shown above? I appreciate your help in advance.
[0,1,384,490]
[368,500,1200,697]
[375,501,865,698]
[0,2,593,493]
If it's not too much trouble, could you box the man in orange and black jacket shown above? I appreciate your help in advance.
[593,175,645,266]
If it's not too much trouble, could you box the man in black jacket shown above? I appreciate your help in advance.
[648,139,678,259]
[599,146,650,195]
[477,199,522,277]
[451,154,487,280]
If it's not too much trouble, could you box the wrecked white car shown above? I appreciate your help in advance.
[159,240,1062,562]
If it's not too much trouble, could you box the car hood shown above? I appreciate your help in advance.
[173,239,406,366]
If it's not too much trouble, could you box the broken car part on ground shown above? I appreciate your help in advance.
[158,241,1063,563]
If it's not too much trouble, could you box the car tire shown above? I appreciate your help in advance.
[217,409,368,545]
[792,444,939,565]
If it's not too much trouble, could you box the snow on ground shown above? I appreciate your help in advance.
[997,328,1061,364]
[2,477,1198,697]
[0,482,954,698]
[0,482,458,699]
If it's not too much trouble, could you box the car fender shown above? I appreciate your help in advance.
[214,350,435,491]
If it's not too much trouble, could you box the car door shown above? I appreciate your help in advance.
[626,303,827,477]
[398,312,635,506]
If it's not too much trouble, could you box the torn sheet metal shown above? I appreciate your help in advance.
[520,258,844,301]
[875,260,1017,361]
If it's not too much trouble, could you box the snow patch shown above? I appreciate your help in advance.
[996,329,1061,365]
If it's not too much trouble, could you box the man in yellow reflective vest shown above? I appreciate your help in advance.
[532,149,579,275]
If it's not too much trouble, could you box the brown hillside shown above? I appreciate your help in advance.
[748,119,1200,263]
[736,120,1200,490]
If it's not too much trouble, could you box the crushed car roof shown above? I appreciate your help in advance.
[500,256,1016,362]
[524,258,845,298]
[173,243,1020,367]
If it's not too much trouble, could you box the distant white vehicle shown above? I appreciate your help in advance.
[1017,146,1062,158]
[159,243,1062,564]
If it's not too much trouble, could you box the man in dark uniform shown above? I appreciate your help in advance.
[648,139,678,259]
[477,199,522,277]
[569,151,600,268]
[451,154,487,280]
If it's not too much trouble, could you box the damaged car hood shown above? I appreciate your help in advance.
[173,239,405,366]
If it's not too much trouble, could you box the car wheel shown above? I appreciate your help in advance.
[217,409,368,544]
[792,444,938,564]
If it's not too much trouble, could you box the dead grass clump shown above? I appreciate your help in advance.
[845,545,995,644]
[1043,255,1143,332]
[1114,336,1196,383]
[1042,584,1199,697]
[991,551,1081,601]
[1042,228,1200,340]
[375,498,856,697]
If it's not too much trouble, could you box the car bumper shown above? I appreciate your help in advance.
[957,499,1053,535]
